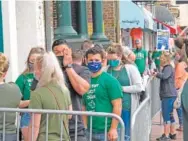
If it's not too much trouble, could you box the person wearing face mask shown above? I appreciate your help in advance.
[82,45,123,141]
[106,44,143,141]
[15,47,45,141]
[52,39,91,141]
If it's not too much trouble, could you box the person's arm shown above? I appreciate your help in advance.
[82,105,87,129]
[63,48,90,95]
[107,78,122,141]
[19,100,30,108]
[108,98,122,141]
[156,66,172,80]
[27,114,41,141]
[27,91,42,141]
[66,68,90,95]
[68,105,73,119]
[122,65,143,93]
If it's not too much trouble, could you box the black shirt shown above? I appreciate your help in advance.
[64,64,91,136]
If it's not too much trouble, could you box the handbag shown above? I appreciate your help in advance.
[173,81,185,109]
[46,86,71,141]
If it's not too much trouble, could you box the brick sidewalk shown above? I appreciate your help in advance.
[150,110,183,141]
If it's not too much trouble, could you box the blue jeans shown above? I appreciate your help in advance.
[176,106,183,126]
[20,113,31,128]
[87,129,120,141]
[162,97,176,124]
[0,133,16,141]
[121,110,130,141]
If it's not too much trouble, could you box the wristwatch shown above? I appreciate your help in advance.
[64,64,73,69]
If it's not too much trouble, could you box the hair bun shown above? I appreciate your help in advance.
[0,53,9,76]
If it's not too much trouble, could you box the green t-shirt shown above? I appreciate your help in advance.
[29,83,71,141]
[0,83,22,133]
[16,73,34,100]
[82,72,123,132]
[107,67,131,110]
[152,51,162,69]
[134,48,148,74]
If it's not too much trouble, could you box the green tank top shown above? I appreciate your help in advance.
[107,66,131,110]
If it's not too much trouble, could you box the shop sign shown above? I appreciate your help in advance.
[156,29,170,51]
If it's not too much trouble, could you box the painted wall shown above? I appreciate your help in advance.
[16,1,45,74]
[178,4,188,26]
[2,1,45,82]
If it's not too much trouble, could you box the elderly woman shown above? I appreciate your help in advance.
[105,44,143,141]
[28,52,72,141]
[153,52,177,141]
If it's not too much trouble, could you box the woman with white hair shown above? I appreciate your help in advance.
[28,52,72,141]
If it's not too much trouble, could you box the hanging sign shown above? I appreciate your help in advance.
[156,29,170,51]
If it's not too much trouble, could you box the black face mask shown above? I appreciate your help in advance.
[57,56,64,67]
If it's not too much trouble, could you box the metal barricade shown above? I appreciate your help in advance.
[150,77,161,119]
[0,108,125,141]
[131,76,161,141]
[131,78,152,141]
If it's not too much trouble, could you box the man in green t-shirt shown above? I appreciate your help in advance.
[152,47,162,70]
[133,39,148,76]
[82,45,123,141]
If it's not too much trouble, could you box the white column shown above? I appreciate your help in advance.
[16,0,45,73]
[2,0,19,82]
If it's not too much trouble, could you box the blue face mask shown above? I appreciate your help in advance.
[87,62,102,73]
[108,60,120,68]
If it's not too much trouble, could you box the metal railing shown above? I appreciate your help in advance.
[131,76,160,141]
[150,77,161,119]
[131,78,152,141]
[0,108,125,141]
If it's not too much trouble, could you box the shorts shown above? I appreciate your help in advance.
[20,113,31,128]
[161,97,176,124]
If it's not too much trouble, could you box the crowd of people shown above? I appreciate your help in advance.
[0,37,188,141]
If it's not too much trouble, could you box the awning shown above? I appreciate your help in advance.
[142,7,157,31]
[119,1,155,30]
[154,6,175,26]
[154,18,177,34]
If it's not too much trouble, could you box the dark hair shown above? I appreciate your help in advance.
[81,40,93,51]
[72,49,84,62]
[85,44,105,59]
[52,39,68,50]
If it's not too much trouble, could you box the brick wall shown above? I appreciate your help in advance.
[103,1,116,42]
[52,1,117,42]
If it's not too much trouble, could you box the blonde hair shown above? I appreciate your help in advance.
[0,53,9,78]
[107,43,132,64]
[160,51,172,66]
[23,47,45,74]
[35,52,69,94]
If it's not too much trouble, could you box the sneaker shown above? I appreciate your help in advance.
[176,126,183,131]
[156,134,171,141]
[169,134,177,140]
